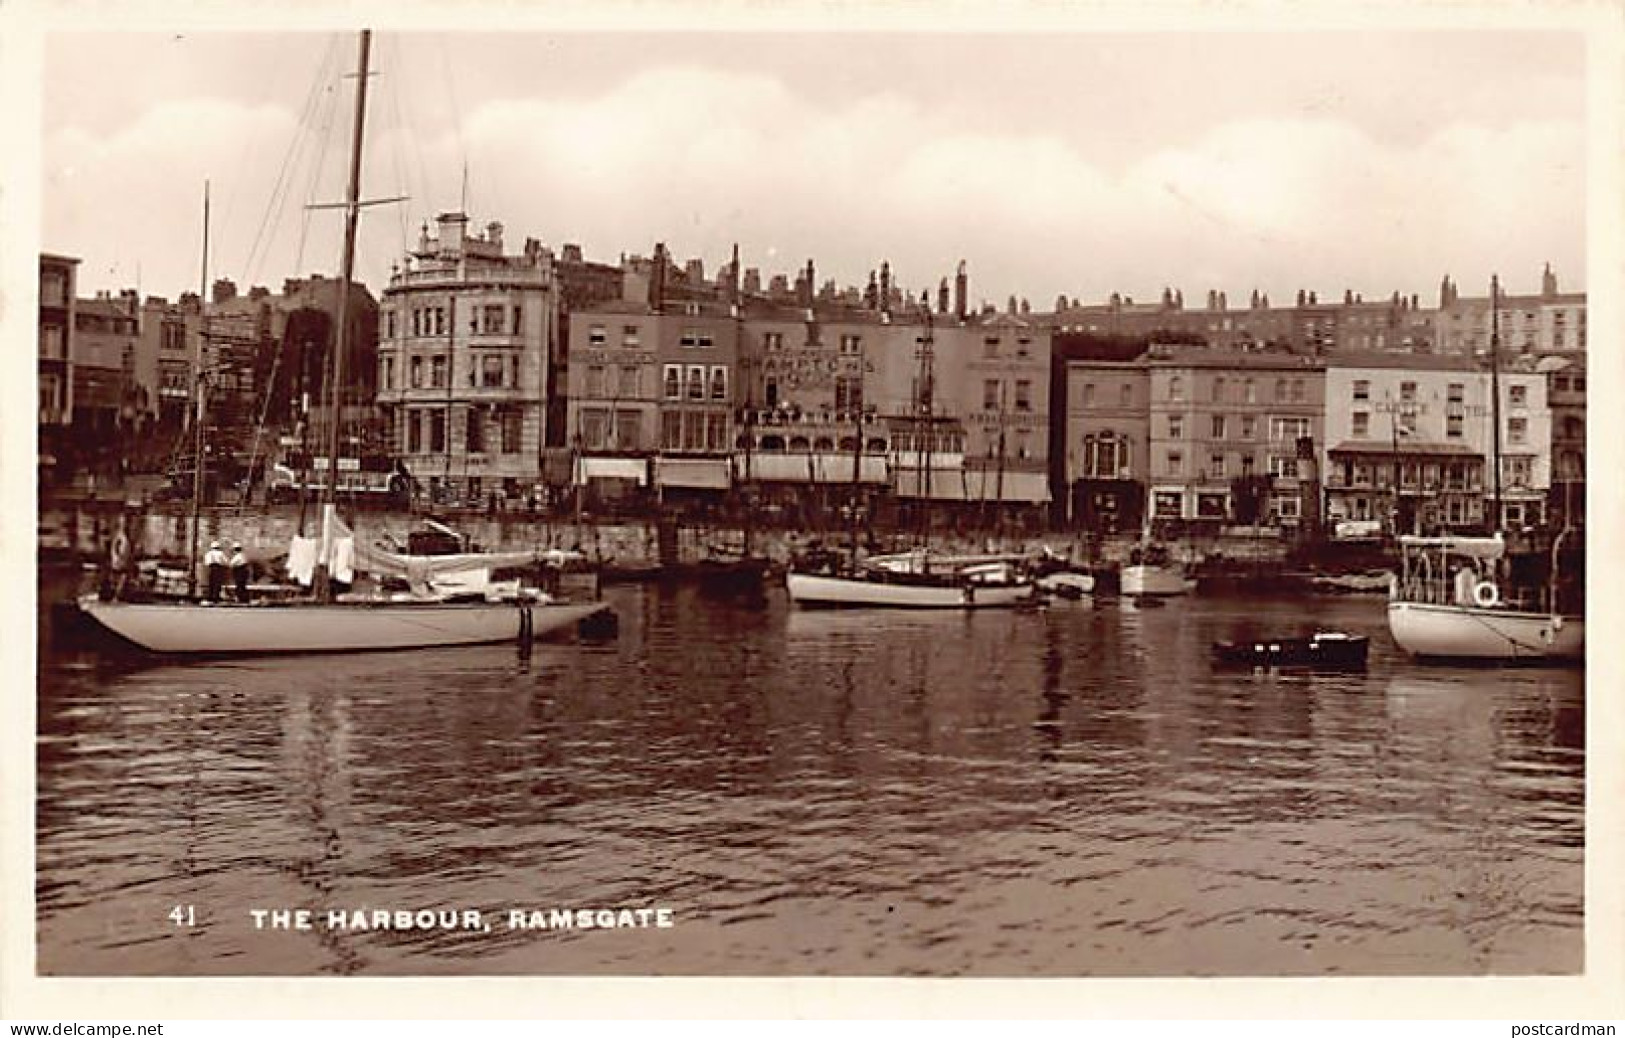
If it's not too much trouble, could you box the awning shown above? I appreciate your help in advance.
[656,456,732,491]
[742,453,888,484]
[576,456,649,486]
[894,468,1051,503]
[1328,440,1479,457]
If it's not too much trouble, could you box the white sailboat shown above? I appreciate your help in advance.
[1385,276,1582,663]
[79,30,611,655]
[1386,533,1582,662]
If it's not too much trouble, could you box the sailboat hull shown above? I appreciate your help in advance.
[1387,601,1583,662]
[785,572,1033,609]
[78,596,609,655]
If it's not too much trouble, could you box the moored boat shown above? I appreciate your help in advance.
[1211,631,1370,669]
[1385,533,1583,663]
[79,594,609,655]
[785,567,1033,609]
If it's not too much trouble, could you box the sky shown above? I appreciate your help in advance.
[41,23,1590,311]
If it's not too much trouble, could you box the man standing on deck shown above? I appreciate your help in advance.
[203,540,227,602]
[229,542,250,602]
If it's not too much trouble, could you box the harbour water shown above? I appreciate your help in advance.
[36,581,1584,976]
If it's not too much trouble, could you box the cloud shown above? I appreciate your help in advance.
[45,61,1585,310]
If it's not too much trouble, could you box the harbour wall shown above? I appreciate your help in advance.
[40,499,1295,572]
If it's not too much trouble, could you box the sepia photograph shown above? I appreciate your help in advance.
[5,0,1622,1022]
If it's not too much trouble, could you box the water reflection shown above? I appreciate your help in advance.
[37,587,1583,976]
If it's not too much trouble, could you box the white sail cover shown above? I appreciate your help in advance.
[289,517,548,588]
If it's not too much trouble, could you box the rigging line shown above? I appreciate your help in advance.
[292,39,345,278]
[235,343,285,518]
[242,36,337,285]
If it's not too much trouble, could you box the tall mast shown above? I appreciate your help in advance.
[315,29,373,600]
[1489,274,1503,532]
[916,306,935,551]
[188,180,210,595]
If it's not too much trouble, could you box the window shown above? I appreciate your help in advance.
[407,410,422,453]
[840,335,862,356]
[1121,383,1133,407]
[383,357,394,390]
[588,324,607,347]
[1014,380,1032,412]
[1400,380,1416,403]
[1244,378,1256,403]
[984,380,1001,412]
[687,365,706,400]
[1446,414,1463,438]
[428,409,446,453]
[618,365,640,397]
[1212,376,1226,402]
[1210,454,1226,479]
[661,411,683,449]
[616,410,642,452]
[709,366,728,401]
[1448,382,1464,404]
[663,365,681,400]
[1211,414,1226,439]
[1504,456,1532,488]
[1509,384,1527,408]
[1290,379,1305,402]
[1017,337,1031,358]
[621,324,640,348]
[1269,416,1310,441]
[1082,383,1096,407]
[1269,455,1300,479]
[434,307,446,336]
[513,306,522,332]
[482,304,505,334]
[1169,376,1184,401]
[412,309,421,337]
[430,355,447,388]
[1353,412,1370,437]
[984,336,1001,358]
[682,411,706,450]
[584,365,605,398]
[501,409,522,453]
[482,355,504,387]
[581,408,608,450]
[386,311,397,339]
[1274,378,1287,401]
[466,409,485,453]
[1241,415,1256,439]
[410,356,424,388]
[707,411,729,451]
[1353,379,1370,402]
[764,332,783,351]
[1397,411,1417,437]
[835,375,863,413]
[680,329,714,349]
[1154,491,1182,519]
[1168,415,1184,439]
[1166,451,1183,475]
[1553,375,1569,392]
[1508,416,1527,445]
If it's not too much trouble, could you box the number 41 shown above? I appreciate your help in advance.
[169,905,196,927]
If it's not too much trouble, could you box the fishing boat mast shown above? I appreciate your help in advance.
[1488,273,1503,532]
[314,30,373,601]
[187,180,210,596]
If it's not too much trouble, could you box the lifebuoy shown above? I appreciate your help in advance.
[1472,580,1500,608]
